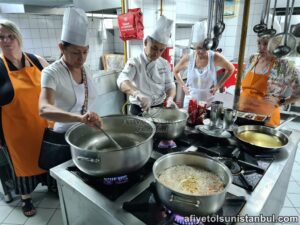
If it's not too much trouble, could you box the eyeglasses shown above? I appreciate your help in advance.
[0,34,16,42]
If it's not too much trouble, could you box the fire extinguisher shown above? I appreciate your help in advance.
[161,47,174,71]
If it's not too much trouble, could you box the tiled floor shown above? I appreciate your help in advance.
[0,184,63,225]
[0,124,299,225]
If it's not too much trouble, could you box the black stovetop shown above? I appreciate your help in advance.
[123,183,246,225]
[67,158,155,201]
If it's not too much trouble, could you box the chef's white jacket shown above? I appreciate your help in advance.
[117,51,176,106]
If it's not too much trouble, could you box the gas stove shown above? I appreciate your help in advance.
[123,183,246,225]
[67,158,155,201]
[50,127,298,225]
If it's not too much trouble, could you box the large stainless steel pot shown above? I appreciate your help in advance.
[144,108,188,140]
[65,115,156,176]
[153,152,232,216]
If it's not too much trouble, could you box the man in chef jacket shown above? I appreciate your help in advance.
[117,15,177,115]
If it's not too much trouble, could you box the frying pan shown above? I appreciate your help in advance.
[233,116,296,154]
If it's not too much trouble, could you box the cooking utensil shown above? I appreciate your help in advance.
[210,101,223,128]
[253,0,268,33]
[233,116,296,153]
[153,152,232,216]
[196,124,231,139]
[211,0,224,50]
[65,115,156,176]
[270,0,296,58]
[258,0,277,37]
[291,23,300,37]
[235,111,270,126]
[144,107,188,140]
[223,108,237,130]
[204,0,215,50]
[99,127,122,150]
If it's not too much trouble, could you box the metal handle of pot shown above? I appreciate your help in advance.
[77,156,101,164]
[169,194,200,208]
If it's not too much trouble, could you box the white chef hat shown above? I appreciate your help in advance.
[148,15,173,45]
[61,7,89,46]
[191,20,208,46]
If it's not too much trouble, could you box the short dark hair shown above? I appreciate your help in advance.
[61,41,72,47]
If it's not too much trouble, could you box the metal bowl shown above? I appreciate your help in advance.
[65,115,156,176]
[145,108,188,140]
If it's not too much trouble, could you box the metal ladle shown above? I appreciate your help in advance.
[213,0,224,37]
[272,0,295,58]
[253,0,268,33]
[99,127,122,150]
[204,0,215,50]
[212,0,224,50]
[258,0,277,37]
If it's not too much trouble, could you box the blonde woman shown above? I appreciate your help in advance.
[0,19,52,217]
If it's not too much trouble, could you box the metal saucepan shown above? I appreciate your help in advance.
[143,107,188,140]
[65,115,156,176]
[233,116,296,153]
[153,152,232,216]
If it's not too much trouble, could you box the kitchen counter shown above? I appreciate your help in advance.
[50,127,300,225]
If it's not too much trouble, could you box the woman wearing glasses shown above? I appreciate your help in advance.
[174,21,234,107]
[0,19,52,217]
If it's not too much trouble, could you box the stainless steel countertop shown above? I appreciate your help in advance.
[51,126,300,225]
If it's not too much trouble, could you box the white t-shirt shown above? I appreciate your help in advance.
[53,79,85,132]
[41,58,97,133]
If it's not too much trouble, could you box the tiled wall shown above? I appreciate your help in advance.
[127,0,177,60]
[0,13,119,71]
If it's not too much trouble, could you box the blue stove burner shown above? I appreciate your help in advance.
[103,175,129,185]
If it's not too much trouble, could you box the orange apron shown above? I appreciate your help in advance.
[239,59,280,127]
[1,53,48,176]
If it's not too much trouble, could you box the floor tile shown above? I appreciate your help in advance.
[291,170,300,182]
[279,207,299,217]
[1,224,22,225]
[0,205,14,223]
[292,162,300,171]
[28,192,50,207]
[47,209,63,225]
[287,194,300,207]
[279,208,299,224]
[33,184,48,193]
[284,197,294,207]
[37,194,59,209]
[24,208,55,225]
[3,206,28,224]
[0,197,21,207]
[288,182,300,194]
